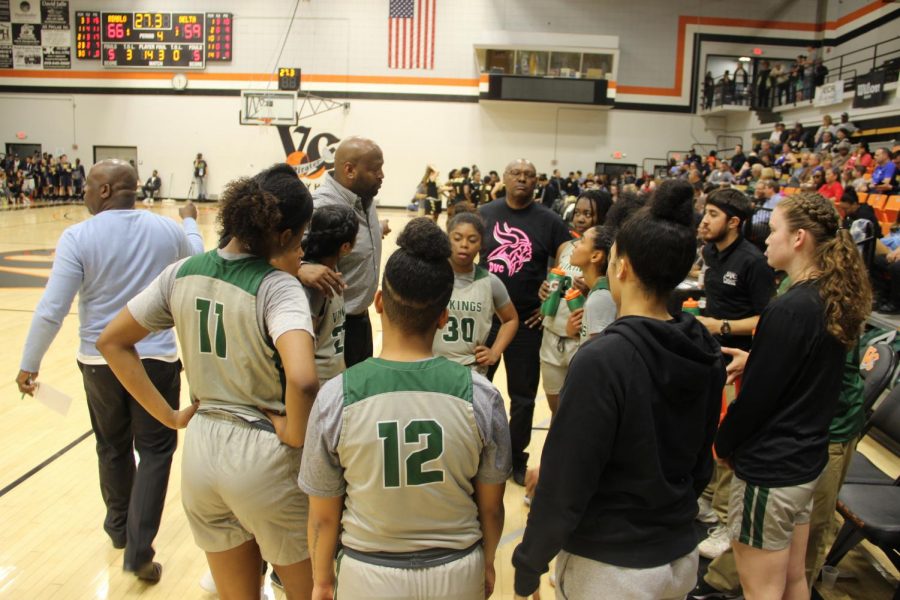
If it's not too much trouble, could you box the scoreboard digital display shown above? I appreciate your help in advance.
[101,12,204,68]
[87,11,232,69]
[75,11,102,60]
[205,13,233,62]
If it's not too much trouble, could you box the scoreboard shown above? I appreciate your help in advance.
[75,11,233,69]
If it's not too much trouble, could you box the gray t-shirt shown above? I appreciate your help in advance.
[312,174,383,315]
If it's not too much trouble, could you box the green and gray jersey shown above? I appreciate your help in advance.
[306,287,346,384]
[298,356,512,553]
[128,249,314,421]
[543,240,581,337]
[432,266,510,366]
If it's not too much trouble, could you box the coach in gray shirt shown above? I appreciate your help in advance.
[300,136,386,367]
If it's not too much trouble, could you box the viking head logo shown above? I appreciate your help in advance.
[487,222,532,276]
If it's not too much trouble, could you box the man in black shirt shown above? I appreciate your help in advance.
[142,170,162,200]
[729,144,746,173]
[480,159,571,485]
[698,188,775,352]
[839,189,879,235]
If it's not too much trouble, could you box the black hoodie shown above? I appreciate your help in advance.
[512,313,725,596]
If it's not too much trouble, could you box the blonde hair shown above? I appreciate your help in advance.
[779,192,872,347]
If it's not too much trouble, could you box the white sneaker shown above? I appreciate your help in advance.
[199,569,217,594]
[199,570,268,599]
[696,497,719,524]
[698,524,731,560]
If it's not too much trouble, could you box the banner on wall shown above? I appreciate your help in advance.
[853,70,886,108]
[12,21,39,45]
[1,0,70,69]
[814,80,844,107]
[40,0,67,30]
[42,44,67,68]
[11,0,39,23]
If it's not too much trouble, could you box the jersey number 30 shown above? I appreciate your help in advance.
[442,316,475,343]
[377,420,444,488]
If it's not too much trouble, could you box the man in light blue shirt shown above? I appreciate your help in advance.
[16,159,203,583]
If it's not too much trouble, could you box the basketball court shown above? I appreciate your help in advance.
[0,201,897,599]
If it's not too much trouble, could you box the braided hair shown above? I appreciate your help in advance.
[302,204,359,261]
[779,192,871,347]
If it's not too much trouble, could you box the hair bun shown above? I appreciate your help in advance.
[648,179,694,227]
[396,217,451,262]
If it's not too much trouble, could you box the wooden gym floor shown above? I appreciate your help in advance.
[0,202,897,599]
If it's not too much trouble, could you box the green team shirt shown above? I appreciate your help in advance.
[128,249,314,421]
[298,356,512,553]
[543,240,581,337]
[432,266,510,367]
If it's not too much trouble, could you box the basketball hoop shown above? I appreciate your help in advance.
[261,117,273,127]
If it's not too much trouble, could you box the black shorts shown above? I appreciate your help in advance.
[59,175,72,187]
[424,197,442,215]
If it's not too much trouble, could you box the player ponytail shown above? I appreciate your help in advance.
[614,178,696,298]
[778,192,871,347]
[382,217,454,334]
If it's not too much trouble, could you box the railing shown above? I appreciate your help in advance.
[823,35,900,85]
[698,34,899,113]
[699,73,753,110]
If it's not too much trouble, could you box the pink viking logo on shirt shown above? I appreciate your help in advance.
[487,222,532,276]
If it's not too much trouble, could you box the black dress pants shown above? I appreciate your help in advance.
[344,311,374,368]
[78,359,180,570]
[485,320,542,472]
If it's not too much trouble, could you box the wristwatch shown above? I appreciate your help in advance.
[720,319,732,336]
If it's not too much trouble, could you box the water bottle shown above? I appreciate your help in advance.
[564,288,585,311]
[541,268,569,317]
[682,297,701,316]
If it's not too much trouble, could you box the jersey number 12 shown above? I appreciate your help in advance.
[377,420,444,488]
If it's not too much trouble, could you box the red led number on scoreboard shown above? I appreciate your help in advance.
[106,22,124,39]
[185,23,202,40]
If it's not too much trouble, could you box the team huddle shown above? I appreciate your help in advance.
[17,135,872,600]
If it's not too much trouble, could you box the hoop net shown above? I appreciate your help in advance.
[261,117,273,126]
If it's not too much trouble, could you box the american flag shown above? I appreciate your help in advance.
[388,0,435,70]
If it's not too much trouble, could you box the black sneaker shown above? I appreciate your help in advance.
[270,570,283,589]
[511,466,526,486]
[686,579,741,599]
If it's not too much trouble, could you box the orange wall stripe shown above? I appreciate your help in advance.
[0,1,890,97]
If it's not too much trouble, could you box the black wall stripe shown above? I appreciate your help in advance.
[0,7,896,113]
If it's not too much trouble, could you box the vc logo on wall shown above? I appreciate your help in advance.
[277,125,341,184]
